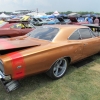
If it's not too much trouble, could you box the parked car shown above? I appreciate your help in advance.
[46,18,61,24]
[0,25,100,92]
[30,18,43,26]
[0,20,4,24]
[57,17,88,25]
[0,20,35,38]
[68,17,88,25]
[36,18,48,25]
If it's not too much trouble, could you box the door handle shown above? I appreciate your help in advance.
[84,43,88,46]
[84,44,86,46]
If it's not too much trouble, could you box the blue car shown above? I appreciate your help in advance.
[46,19,60,25]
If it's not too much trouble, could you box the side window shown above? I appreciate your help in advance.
[69,30,80,40]
[79,28,92,39]
[92,32,99,37]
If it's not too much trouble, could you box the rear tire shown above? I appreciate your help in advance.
[46,58,68,80]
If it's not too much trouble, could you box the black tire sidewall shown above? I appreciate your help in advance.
[46,58,68,80]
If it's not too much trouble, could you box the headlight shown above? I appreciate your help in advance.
[0,60,4,73]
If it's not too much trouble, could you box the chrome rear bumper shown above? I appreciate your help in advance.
[0,71,5,79]
[0,71,19,92]
[0,71,11,81]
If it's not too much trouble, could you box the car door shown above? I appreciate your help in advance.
[68,30,83,62]
[79,28,100,58]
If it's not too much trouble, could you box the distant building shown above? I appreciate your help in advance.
[12,10,33,15]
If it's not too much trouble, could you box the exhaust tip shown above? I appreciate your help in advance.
[1,79,20,92]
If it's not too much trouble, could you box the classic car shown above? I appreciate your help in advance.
[0,20,4,24]
[68,17,89,25]
[57,17,88,25]
[30,18,43,26]
[45,18,61,25]
[0,20,35,38]
[0,25,100,92]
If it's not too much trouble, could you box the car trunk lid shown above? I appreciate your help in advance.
[0,36,41,50]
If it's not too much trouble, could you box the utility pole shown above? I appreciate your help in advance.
[37,8,38,15]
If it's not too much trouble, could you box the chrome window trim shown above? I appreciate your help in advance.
[0,60,4,73]
[89,28,99,37]
[78,28,93,40]
[88,28,96,38]
[78,29,82,39]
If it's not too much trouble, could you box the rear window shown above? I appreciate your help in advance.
[27,27,59,41]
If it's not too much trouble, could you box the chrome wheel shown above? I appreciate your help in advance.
[46,58,68,79]
[53,59,67,78]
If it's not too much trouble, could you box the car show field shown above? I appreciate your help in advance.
[0,1,100,100]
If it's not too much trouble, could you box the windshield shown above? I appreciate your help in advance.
[0,22,8,27]
[11,23,35,29]
[64,19,71,23]
[37,18,42,22]
[27,26,59,41]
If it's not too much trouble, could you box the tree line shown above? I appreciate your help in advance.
[0,11,100,15]
[46,11,100,15]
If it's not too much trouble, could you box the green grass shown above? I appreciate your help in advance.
[0,54,100,100]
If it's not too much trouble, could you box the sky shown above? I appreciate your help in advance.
[0,0,100,13]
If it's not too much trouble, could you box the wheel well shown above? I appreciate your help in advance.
[64,57,71,64]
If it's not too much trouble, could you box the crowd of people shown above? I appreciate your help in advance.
[78,16,100,26]
[86,16,99,25]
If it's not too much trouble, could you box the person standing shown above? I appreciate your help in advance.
[94,17,99,25]
[88,17,93,24]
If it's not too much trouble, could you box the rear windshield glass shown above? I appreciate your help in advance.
[27,27,59,41]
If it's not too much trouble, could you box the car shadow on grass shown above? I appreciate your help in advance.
[73,54,100,68]
[73,57,94,68]
[66,54,100,76]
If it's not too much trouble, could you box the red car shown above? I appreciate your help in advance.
[0,21,35,38]
[68,17,88,25]
[57,17,88,25]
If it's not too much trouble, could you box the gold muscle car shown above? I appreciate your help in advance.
[0,25,100,92]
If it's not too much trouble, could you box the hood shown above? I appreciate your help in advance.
[57,17,65,22]
[57,17,66,24]
[69,17,78,22]
[0,36,40,50]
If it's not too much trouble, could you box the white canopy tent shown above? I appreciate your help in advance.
[0,13,10,18]
[27,12,46,16]
[53,11,60,16]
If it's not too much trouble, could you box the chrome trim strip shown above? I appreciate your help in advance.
[0,75,2,78]
[0,71,5,79]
